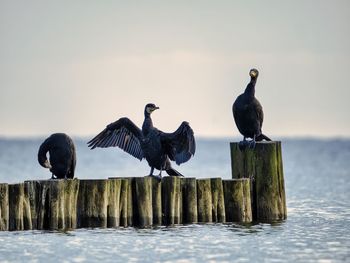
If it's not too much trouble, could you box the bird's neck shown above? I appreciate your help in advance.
[244,77,257,98]
[142,112,153,135]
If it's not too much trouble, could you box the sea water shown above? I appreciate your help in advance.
[0,138,349,262]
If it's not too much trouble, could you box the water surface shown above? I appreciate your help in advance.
[0,138,349,262]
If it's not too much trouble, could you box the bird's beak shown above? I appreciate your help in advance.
[150,106,159,112]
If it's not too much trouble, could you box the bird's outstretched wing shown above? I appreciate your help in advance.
[160,121,196,165]
[87,117,144,160]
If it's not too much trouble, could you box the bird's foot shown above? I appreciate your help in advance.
[238,140,249,151]
[248,140,256,149]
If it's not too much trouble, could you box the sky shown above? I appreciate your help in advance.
[0,0,349,138]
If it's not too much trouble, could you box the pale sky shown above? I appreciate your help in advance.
[1,0,349,138]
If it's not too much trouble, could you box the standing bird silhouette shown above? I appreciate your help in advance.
[88,103,196,179]
[38,133,76,179]
[232,68,271,149]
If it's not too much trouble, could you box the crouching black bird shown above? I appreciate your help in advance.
[232,68,271,150]
[87,103,196,179]
[38,133,76,179]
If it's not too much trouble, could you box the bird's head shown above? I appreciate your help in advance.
[145,103,159,114]
[249,68,259,78]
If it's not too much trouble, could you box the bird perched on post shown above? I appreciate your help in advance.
[232,68,271,149]
[88,103,196,179]
[38,133,76,179]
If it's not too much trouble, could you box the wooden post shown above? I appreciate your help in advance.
[133,177,153,227]
[77,180,108,228]
[162,176,182,225]
[182,178,198,224]
[9,183,33,231]
[119,178,133,227]
[2,173,279,230]
[223,179,252,223]
[197,179,212,223]
[0,183,9,231]
[107,179,121,228]
[36,181,49,230]
[24,181,40,230]
[230,141,287,221]
[45,181,64,230]
[151,177,162,225]
[63,179,79,229]
[35,180,79,230]
[210,178,226,223]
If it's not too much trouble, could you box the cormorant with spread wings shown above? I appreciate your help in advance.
[88,103,196,178]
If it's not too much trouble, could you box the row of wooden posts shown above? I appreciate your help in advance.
[0,141,287,231]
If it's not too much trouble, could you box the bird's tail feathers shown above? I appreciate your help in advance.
[256,133,272,141]
[166,168,184,177]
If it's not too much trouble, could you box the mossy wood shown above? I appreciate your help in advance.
[197,179,212,222]
[133,177,153,227]
[118,178,133,227]
[77,179,108,228]
[223,179,252,222]
[151,177,162,225]
[210,178,226,223]
[0,183,9,231]
[182,178,198,224]
[107,179,121,227]
[162,176,182,225]
[230,141,287,221]
[2,176,257,231]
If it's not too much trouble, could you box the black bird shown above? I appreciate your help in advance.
[38,133,76,179]
[87,103,196,178]
[232,68,271,149]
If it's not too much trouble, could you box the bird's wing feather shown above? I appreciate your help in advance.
[254,99,264,128]
[232,102,239,126]
[87,117,144,160]
[160,121,196,165]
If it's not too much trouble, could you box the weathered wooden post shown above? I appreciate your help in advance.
[230,141,287,221]
[107,179,121,228]
[119,178,133,227]
[44,180,65,230]
[133,177,153,227]
[63,179,80,229]
[197,179,212,223]
[36,180,79,230]
[36,181,49,230]
[0,183,9,231]
[24,181,40,229]
[1,170,285,230]
[77,180,108,228]
[223,179,252,223]
[151,177,162,225]
[210,178,226,223]
[182,178,198,224]
[8,183,35,231]
[162,176,182,225]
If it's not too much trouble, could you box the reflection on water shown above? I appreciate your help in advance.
[0,138,350,262]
